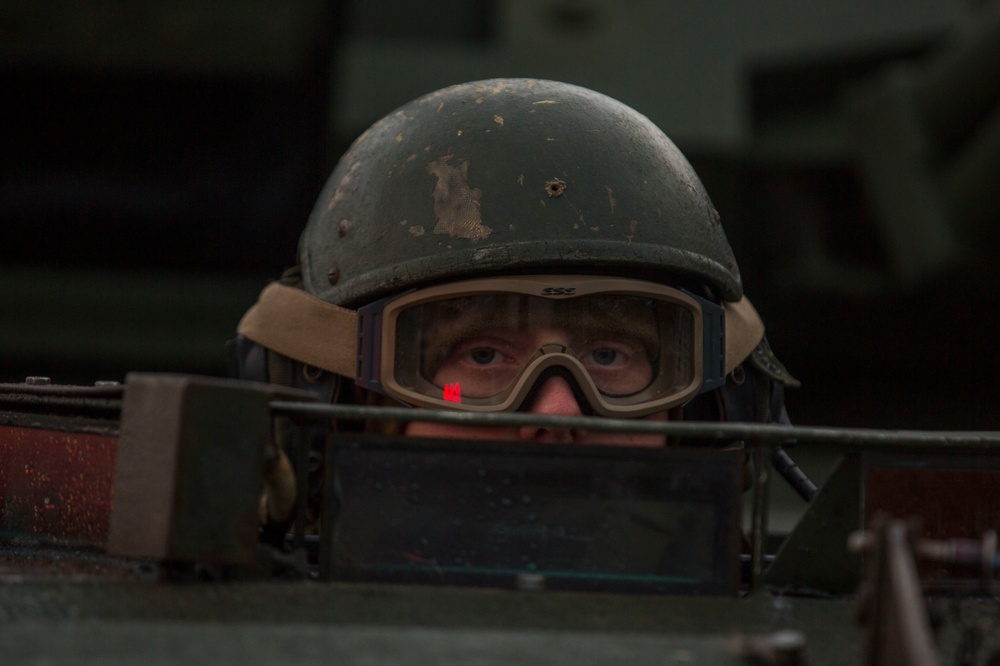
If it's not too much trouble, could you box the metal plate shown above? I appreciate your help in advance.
[323,436,743,595]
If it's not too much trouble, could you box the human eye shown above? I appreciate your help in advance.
[424,330,511,373]
[577,334,655,396]
[427,332,528,399]
[584,345,629,368]
[460,343,508,367]
[577,330,649,368]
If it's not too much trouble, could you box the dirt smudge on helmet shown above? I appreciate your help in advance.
[426,154,492,242]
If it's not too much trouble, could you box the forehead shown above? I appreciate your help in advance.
[412,294,670,346]
[430,291,655,313]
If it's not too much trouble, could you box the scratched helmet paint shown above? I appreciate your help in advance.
[298,78,743,308]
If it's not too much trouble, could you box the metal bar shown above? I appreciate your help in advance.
[750,439,772,589]
[270,402,1000,448]
[292,418,308,554]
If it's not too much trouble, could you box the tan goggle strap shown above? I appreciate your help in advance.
[237,282,358,377]
[236,281,765,381]
[724,295,765,375]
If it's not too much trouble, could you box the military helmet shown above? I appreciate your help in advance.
[238,78,773,391]
[299,78,742,307]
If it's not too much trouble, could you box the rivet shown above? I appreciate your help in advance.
[327,267,340,285]
[25,376,51,386]
[337,219,353,238]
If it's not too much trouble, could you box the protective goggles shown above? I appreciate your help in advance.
[356,276,724,417]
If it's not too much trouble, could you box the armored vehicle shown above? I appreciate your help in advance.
[3,373,999,665]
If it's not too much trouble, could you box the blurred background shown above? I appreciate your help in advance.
[2,0,999,433]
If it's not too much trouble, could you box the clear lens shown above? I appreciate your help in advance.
[392,291,696,407]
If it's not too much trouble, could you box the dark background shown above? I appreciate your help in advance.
[3,0,998,431]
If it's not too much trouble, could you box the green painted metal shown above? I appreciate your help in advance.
[765,453,863,594]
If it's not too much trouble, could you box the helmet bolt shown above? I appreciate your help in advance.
[337,219,353,238]
[327,266,341,285]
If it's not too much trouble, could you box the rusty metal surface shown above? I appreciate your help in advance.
[0,425,117,547]
[867,462,1000,540]
[866,454,1000,585]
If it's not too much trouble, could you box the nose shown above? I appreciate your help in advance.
[518,376,589,444]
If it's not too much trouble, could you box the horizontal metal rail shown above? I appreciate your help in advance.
[269,401,1000,449]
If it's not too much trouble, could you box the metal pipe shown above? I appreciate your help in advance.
[270,401,1000,448]
[750,439,771,589]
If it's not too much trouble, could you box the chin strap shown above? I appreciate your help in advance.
[683,335,815,501]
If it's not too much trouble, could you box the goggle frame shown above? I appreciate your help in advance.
[356,276,725,418]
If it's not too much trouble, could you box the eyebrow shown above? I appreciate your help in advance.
[419,296,662,354]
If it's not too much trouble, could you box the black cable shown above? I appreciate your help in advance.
[771,446,818,502]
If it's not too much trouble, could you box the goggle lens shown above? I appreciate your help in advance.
[357,277,723,417]
[398,293,684,401]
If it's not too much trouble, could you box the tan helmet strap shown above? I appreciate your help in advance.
[723,296,765,375]
[237,282,358,377]
[237,282,766,382]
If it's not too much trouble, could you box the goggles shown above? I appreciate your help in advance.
[356,276,724,417]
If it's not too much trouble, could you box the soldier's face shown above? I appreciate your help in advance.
[403,378,669,446]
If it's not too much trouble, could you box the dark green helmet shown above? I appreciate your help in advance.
[299,78,743,307]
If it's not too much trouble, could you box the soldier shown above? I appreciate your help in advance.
[229,79,800,524]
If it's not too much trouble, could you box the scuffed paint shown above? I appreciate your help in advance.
[0,426,117,546]
[606,186,617,215]
[627,219,638,244]
[545,179,567,197]
[425,155,492,242]
[472,80,510,97]
[326,161,362,212]
[409,225,425,237]
[493,115,504,126]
